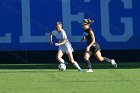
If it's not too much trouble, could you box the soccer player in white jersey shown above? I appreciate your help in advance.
[50,22,82,71]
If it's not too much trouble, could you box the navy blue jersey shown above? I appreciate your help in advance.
[84,28,94,45]
[84,28,101,52]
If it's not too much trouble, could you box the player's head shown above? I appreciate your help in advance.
[82,19,94,29]
[56,22,62,31]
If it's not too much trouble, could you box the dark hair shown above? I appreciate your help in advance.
[82,19,94,25]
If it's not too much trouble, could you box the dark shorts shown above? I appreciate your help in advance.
[90,42,101,53]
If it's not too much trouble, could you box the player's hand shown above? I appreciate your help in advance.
[86,46,90,51]
[55,43,59,46]
[50,41,53,45]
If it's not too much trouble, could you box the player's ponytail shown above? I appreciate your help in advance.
[88,19,94,24]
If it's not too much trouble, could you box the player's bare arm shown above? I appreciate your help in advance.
[49,33,53,45]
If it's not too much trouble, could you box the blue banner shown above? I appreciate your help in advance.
[0,0,139,50]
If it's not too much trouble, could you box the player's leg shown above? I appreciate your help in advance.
[84,51,93,72]
[67,52,82,71]
[56,50,65,64]
[94,50,117,68]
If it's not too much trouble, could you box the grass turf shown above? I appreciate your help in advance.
[0,63,140,93]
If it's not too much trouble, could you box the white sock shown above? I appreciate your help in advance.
[59,59,65,64]
[73,62,81,70]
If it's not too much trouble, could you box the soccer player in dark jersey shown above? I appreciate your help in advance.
[81,19,117,72]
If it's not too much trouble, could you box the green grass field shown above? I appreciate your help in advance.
[0,63,140,93]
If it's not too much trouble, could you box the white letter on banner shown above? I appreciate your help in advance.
[20,0,50,43]
[100,0,133,42]
[62,0,91,42]
[0,33,11,43]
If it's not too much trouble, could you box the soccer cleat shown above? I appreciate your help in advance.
[86,69,93,72]
[111,59,117,68]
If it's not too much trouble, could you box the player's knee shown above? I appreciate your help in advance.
[97,57,104,62]
[84,56,89,61]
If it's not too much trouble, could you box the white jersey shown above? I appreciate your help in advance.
[51,29,73,53]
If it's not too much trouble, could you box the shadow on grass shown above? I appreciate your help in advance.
[0,62,140,69]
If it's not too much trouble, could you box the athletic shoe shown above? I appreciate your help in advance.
[111,59,117,68]
[86,69,93,72]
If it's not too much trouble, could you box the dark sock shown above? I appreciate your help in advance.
[85,60,92,69]
[104,57,111,63]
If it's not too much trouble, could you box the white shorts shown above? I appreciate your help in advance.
[58,44,74,53]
